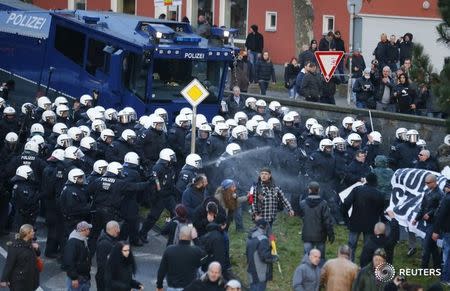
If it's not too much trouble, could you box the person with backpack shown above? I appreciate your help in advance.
[160,204,193,246]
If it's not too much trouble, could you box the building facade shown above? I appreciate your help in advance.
[30,0,445,68]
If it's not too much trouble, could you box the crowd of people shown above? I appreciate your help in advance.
[0,86,448,291]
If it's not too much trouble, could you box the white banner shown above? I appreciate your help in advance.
[339,182,365,216]
[387,168,447,238]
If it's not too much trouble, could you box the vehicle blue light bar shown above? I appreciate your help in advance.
[174,36,201,44]
[82,15,100,24]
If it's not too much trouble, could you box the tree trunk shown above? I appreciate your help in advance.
[292,0,315,57]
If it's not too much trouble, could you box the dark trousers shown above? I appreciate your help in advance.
[0,199,10,233]
[140,196,176,236]
[13,211,37,232]
[120,216,140,243]
[45,208,65,256]
[421,224,441,268]
[258,80,269,95]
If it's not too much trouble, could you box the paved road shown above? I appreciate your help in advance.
[0,217,167,291]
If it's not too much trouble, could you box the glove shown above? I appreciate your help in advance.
[328,233,335,244]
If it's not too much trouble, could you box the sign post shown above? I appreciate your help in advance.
[181,78,209,154]
[347,0,362,104]
[314,51,345,82]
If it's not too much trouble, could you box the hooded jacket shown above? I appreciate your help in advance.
[299,195,334,243]
[292,255,321,291]
[246,227,277,284]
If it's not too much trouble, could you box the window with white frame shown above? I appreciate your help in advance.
[265,11,277,32]
[322,15,335,35]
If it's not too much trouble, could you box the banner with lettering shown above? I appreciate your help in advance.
[388,168,447,238]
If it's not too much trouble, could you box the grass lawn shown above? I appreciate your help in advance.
[228,212,443,290]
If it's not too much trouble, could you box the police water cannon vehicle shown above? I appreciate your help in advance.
[0,0,239,119]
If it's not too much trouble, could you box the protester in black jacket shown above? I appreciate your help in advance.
[386,35,399,71]
[393,73,416,114]
[298,182,334,263]
[255,52,276,95]
[157,225,205,290]
[399,33,413,65]
[284,58,301,98]
[199,221,228,273]
[300,63,322,102]
[373,33,389,68]
[343,173,385,261]
[95,221,120,291]
[360,210,400,267]
[184,261,226,291]
[62,221,92,290]
[0,224,40,291]
[104,241,143,291]
[353,68,375,109]
[344,150,371,187]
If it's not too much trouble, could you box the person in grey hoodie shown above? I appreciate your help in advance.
[246,219,278,291]
[292,249,321,291]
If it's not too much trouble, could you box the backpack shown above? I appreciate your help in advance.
[172,219,189,245]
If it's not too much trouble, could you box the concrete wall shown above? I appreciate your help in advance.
[234,91,448,153]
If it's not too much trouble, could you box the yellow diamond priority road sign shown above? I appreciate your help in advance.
[181,78,209,107]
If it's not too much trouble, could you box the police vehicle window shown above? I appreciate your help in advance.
[86,38,107,76]
[54,25,86,67]
[152,59,223,103]
[122,53,148,102]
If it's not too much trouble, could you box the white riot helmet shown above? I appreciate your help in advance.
[154,108,168,122]
[123,107,137,122]
[416,139,426,149]
[267,118,281,131]
[268,101,281,112]
[100,129,115,142]
[369,131,382,143]
[64,146,81,160]
[198,124,212,139]
[91,119,106,133]
[57,134,72,148]
[445,134,450,146]
[93,160,108,175]
[150,115,166,131]
[80,94,93,106]
[124,152,140,165]
[186,154,202,168]
[245,97,257,110]
[80,136,97,150]
[180,107,193,120]
[347,133,362,147]
[395,127,408,140]
[255,99,267,113]
[234,112,248,125]
[352,120,366,133]
[231,125,248,140]
[211,115,225,127]
[287,111,300,124]
[333,137,347,152]
[21,103,35,115]
[121,129,137,144]
[37,96,51,110]
[342,116,355,129]
[107,162,123,175]
[406,129,419,143]
[16,165,33,180]
[195,117,207,129]
[5,132,18,143]
[225,119,238,130]
[104,108,118,121]
[196,114,207,126]
[283,114,295,123]
[309,123,324,136]
[3,107,15,117]
[67,127,82,142]
[319,138,334,152]
[118,109,130,124]
[256,121,271,137]
[246,119,258,133]
[88,108,104,122]
[68,168,85,184]
[78,125,91,137]
[53,96,68,108]
[282,133,297,148]
[214,122,229,137]
[251,115,264,123]
[175,114,190,128]
[94,106,105,115]
[305,118,318,130]
[53,123,68,135]
[41,110,56,124]
[139,115,150,126]
[30,123,45,136]
[30,135,45,149]
[226,143,241,156]
[24,141,39,154]
[159,148,177,162]
[280,106,290,116]
[55,105,69,118]
[51,149,65,161]
[325,125,339,139]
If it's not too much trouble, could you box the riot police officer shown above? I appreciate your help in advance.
[106,129,136,163]
[392,129,421,169]
[59,168,91,239]
[6,141,47,185]
[175,153,202,194]
[207,123,229,161]
[139,148,178,243]
[97,128,115,160]
[0,132,21,164]
[11,165,40,231]
[79,136,98,173]
[136,115,167,169]
[168,114,191,163]
[304,123,324,155]
[0,107,20,148]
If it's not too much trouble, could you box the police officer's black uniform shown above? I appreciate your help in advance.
[59,182,91,239]
[11,174,40,231]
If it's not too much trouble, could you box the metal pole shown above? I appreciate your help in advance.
[347,4,355,105]
[190,105,197,154]
[368,110,374,132]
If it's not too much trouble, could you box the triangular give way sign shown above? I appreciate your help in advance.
[314,51,345,83]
